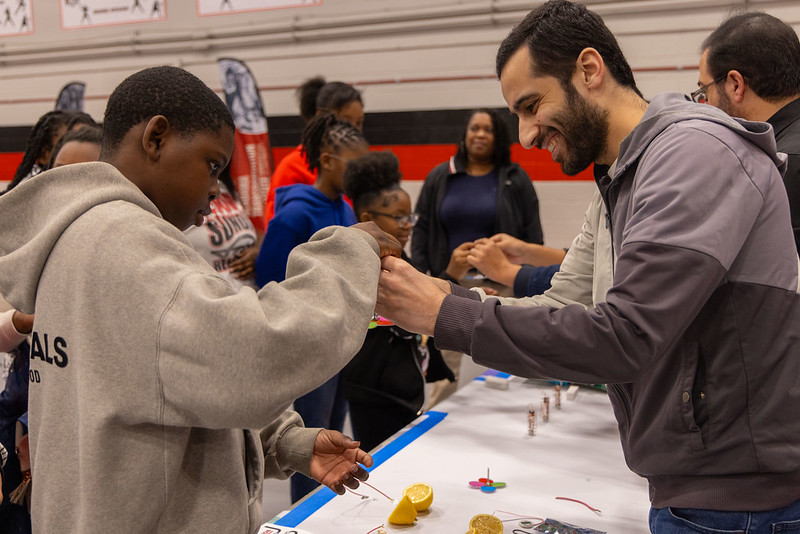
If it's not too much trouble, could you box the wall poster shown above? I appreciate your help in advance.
[0,0,33,37]
[60,0,166,30]
[197,0,320,17]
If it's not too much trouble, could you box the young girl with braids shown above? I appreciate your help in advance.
[3,111,72,193]
[263,78,364,227]
[255,111,368,502]
[340,151,454,452]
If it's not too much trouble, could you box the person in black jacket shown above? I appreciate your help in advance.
[412,108,544,283]
[698,11,800,255]
[341,151,454,451]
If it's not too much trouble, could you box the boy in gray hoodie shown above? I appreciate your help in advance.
[0,66,400,533]
[376,1,800,531]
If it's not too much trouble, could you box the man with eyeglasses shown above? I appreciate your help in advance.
[697,12,800,255]
[375,1,800,531]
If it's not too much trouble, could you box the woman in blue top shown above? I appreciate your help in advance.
[412,108,543,283]
[254,112,368,503]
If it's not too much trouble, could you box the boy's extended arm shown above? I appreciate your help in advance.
[157,225,381,430]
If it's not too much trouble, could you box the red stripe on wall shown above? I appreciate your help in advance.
[0,153,23,181]
[273,144,593,182]
[2,144,594,183]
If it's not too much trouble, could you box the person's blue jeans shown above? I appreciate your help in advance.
[649,498,800,533]
[289,373,348,504]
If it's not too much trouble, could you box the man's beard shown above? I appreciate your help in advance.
[546,82,610,176]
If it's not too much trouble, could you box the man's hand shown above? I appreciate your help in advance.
[491,233,531,264]
[492,233,567,266]
[376,255,448,336]
[445,241,474,281]
[468,238,521,287]
[309,430,373,495]
[11,311,33,335]
[352,221,403,258]
[230,246,258,280]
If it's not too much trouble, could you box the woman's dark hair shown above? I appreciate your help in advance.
[300,112,366,174]
[296,76,326,122]
[343,151,402,215]
[496,0,641,97]
[456,108,511,167]
[103,66,234,156]
[66,111,99,131]
[702,12,800,101]
[316,81,362,114]
[47,126,103,169]
[4,110,72,193]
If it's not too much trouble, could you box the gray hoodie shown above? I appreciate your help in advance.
[0,162,380,533]
[436,93,800,511]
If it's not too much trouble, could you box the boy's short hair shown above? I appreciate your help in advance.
[343,151,401,215]
[102,66,234,155]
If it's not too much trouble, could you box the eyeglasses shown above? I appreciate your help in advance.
[368,211,419,227]
[691,75,726,104]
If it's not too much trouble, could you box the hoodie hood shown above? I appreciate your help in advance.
[0,162,160,313]
[615,92,787,180]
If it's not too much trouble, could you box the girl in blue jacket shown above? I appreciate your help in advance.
[255,112,368,503]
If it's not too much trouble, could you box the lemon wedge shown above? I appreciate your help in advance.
[387,495,417,525]
[403,482,433,512]
[468,513,504,534]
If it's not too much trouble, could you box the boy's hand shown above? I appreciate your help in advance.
[12,311,34,335]
[309,430,373,495]
[230,246,258,280]
[352,222,402,258]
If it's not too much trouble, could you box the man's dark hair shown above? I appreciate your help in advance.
[316,81,362,114]
[496,0,641,97]
[102,66,234,156]
[702,12,800,101]
[300,112,366,174]
[48,126,103,169]
[455,108,511,168]
[343,151,402,215]
[296,76,327,122]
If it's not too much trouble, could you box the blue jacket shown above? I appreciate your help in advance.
[256,184,356,286]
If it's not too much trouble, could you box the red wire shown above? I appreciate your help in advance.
[555,496,602,513]
[358,479,395,503]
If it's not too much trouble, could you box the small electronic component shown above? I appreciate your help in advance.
[527,403,537,436]
[554,384,562,409]
[485,375,510,390]
[542,395,550,422]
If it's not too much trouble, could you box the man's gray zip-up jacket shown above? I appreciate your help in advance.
[434,93,800,511]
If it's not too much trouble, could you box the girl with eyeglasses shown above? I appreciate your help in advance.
[340,151,455,452]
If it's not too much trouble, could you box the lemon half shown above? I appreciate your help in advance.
[403,482,433,512]
[468,513,504,534]
[387,494,417,525]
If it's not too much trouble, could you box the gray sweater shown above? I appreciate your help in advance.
[0,162,381,533]
[435,93,800,511]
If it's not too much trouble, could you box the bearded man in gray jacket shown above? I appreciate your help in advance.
[376,1,800,531]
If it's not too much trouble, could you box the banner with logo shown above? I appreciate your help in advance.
[218,57,272,232]
[60,0,166,29]
[0,0,33,37]
[198,0,320,16]
[55,82,86,111]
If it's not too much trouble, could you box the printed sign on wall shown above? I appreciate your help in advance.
[60,0,166,30]
[197,0,320,17]
[0,0,34,37]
